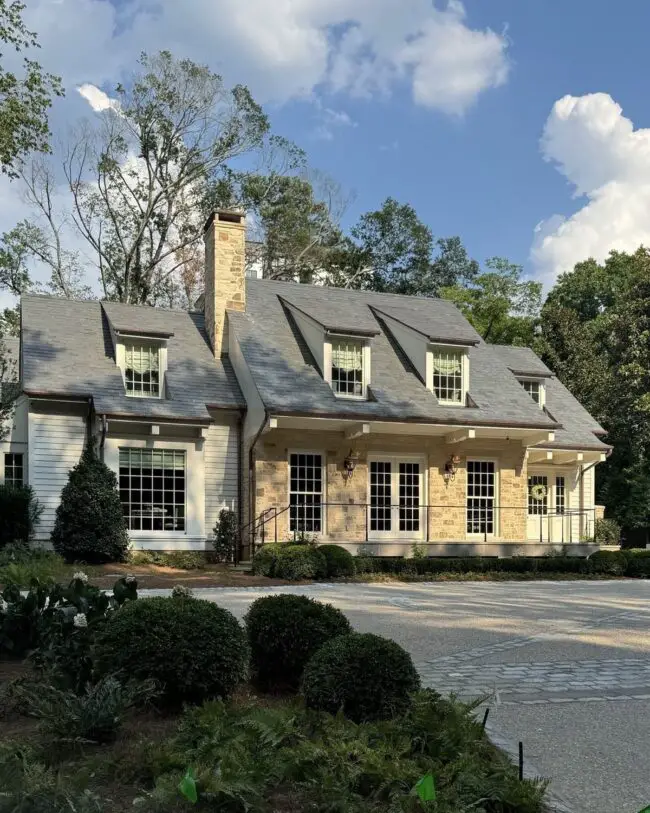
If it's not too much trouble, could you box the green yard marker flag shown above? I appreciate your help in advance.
[414,772,436,802]
[636,807,650,813]
[179,768,198,803]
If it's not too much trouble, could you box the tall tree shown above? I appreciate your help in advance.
[325,198,479,295]
[0,0,63,177]
[539,247,650,536]
[441,257,542,345]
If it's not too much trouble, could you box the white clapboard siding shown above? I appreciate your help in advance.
[204,418,239,536]
[29,412,86,539]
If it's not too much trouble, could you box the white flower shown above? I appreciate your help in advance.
[0,597,8,613]
[125,574,137,585]
[73,613,88,628]
[171,585,193,599]
[73,571,89,584]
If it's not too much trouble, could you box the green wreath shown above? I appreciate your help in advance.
[530,483,548,501]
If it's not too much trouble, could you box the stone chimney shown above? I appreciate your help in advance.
[204,209,246,356]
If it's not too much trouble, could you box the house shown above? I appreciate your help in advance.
[2,210,611,558]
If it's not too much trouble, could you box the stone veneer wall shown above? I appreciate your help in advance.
[252,429,529,545]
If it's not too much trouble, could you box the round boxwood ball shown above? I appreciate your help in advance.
[245,593,351,692]
[301,632,421,722]
[318,545,355,578]
[94,596,249,707]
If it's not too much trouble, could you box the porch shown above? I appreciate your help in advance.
[246,416,605,559]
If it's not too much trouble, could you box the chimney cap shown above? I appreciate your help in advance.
[204,209,245,233]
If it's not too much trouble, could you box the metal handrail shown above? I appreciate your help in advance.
[246,502,596,548]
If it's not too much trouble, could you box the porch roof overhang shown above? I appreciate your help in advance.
[527,448,608,465]
[266,413,557,446]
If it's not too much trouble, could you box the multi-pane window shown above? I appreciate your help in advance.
[399,462,420,532]
[555,476,566,515]
[528,474,548,516]
[289,453,323,533]
[119,449,185,531]
[432,348,464,404]
[370,461,392,532]
[521,380,543,407]
[467,460,496,535]
[4,453,23,487]
[125,344,160,397]
[331,339,364,397]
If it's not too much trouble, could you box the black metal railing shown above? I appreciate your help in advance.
[243,502,596,555]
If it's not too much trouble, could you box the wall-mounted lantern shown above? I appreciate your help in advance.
[343,449,360,480]
[443,454,461,485]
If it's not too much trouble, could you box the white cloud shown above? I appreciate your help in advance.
[22,0,509,113]
[531,93,650,283]
[312,105,357,140]
[77,84,119,112]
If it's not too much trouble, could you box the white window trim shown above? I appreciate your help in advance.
[366,453,427,542]
[287,449,326,536]
[519,377,546,409]
[426,344,469,406]
[324,338,371,400]
[466,458,499,538]
[116,340,167,399]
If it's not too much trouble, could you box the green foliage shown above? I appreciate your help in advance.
[0,1,64,178]
[0,484,42,548]
[540,248,650,533]
[133,691,546,813]
[51,445,129,564]
[0,745,102,813]
[30,574,138,692]
[251,543,327,580]
[0,547,65,587]
[302,632,421,723]
[329,197,479,295]
[621,549,650,577]
[588,550,627,576]
[353,554,594,577]
[441,257,542,345]
[13,676,158,743]
[593,517,621,545]
[128,549,206,570]
[212,507,238,563]
[94,596,248,707]
[0,578,51,656]
[245,594,351,692]
[318,544,355,577]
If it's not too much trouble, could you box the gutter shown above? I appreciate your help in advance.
[245,410,271,559]
[99,414,108,459]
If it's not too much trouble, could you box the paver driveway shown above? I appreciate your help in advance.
[142,580,650,813]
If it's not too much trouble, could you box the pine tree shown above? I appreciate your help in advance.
[51,444,129,563]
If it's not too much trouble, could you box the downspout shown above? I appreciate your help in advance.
[85,397,94,448]
[235,409,244,565]
[577,450,610,539]
[99,414,108,461]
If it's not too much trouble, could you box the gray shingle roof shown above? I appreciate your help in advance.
[21,295,244,420]
[372,302,481,346]
[489,344,553,377]
[231,279,559,430]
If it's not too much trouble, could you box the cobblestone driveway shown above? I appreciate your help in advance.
[143,579,650,813]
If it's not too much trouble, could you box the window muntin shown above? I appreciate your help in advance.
[528,474,548,516]
[4,453,23,487]
[467,460,495,535]
[119,449,185,531]
[555,476,566,515]
[432,348,464,404]
[520,379,544,407]
[124,343,161,397]
[289,453,322,533]
[331,339,364,397]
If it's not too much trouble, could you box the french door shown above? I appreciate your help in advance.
[527,470,571,542]
[368,457,425,540]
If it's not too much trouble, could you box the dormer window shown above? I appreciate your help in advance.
[331,338,365,398]
[519,379,545,408]
[430,346,467,405]
[124,342,162,398]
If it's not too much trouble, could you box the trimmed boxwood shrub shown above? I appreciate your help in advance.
[245,594,351,691]
[317,545,355,578]
[593,518,621,545]
[251,544,327,580]
[51,445,129,563]
[622,550,650,577]
[94,596,248,707]
[302,632,421,722]
[589,550,627,575]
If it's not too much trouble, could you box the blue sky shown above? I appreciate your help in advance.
[3,0,650,307]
